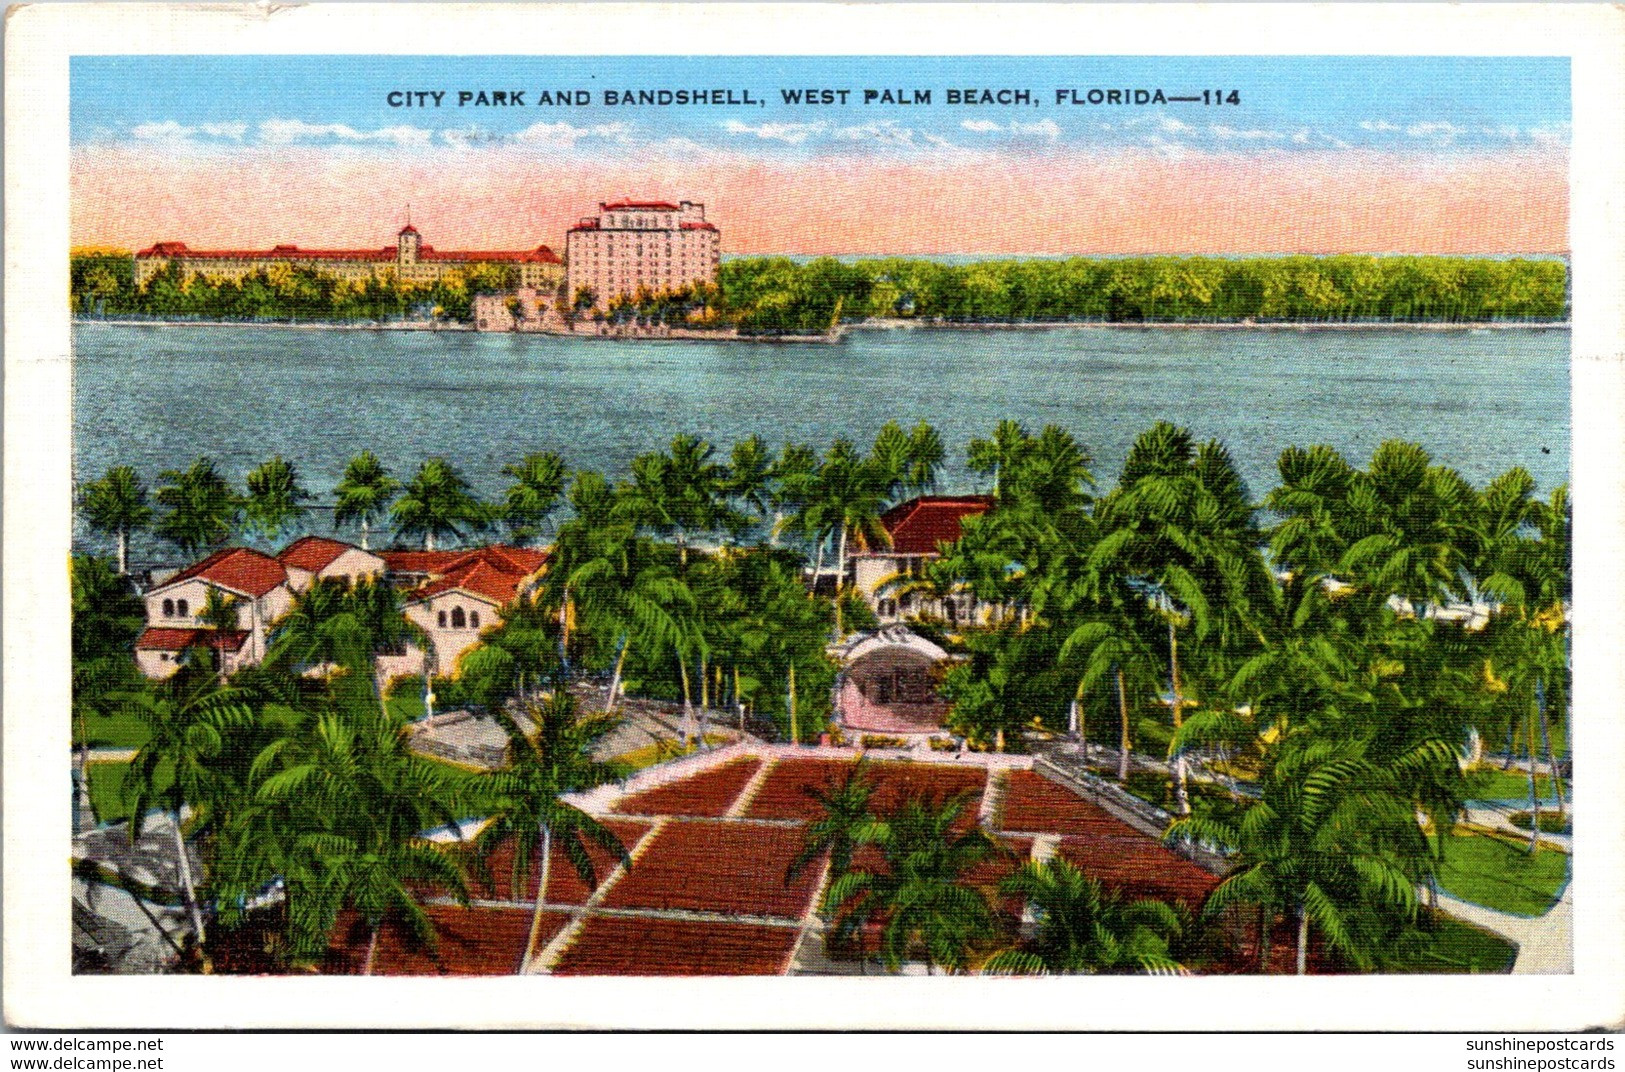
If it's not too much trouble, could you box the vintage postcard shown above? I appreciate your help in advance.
[5,2,1623,1032]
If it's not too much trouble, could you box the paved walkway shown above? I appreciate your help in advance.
[1435,884,1573,974]
[77,748,138,763]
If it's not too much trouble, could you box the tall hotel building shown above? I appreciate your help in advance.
[565,200,720,308]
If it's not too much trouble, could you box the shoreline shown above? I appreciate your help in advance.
[852,318,1570,333]
[73,316,1570,335]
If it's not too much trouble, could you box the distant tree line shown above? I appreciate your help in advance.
[73,249,1568,330]
[70,251,517,323]
[717,255,1569,332]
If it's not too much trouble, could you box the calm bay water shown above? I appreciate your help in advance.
[72,322,1570,562]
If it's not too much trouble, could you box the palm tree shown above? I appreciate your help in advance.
[155,457,240,556]
[122,680,258,959]
[1087,424,1261,814]
[391,457,486,551]
[967,419,1030,500]
[822,791,1001,974]
[333,451,401,551]
[767,442,819,548]
[477,688,631,971]
[785,758,878,886]
[249,708,472,971]
[195,586,244,680]
[242,455,312,543]
[872,420,946,501]
[501,451,568,546]
[78,465,153,574]
[812,439,890,634]
[619,434,735,566]
[982,859,1187,974]
[1061,597,1164,782]
[1340,440,1478,617]
[70,555,145,825]
[724,435,775,537]
[566,523,697,715]
[1166,733,1436,974]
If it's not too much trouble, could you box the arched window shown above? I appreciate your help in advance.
[176,599,189,617]
[469,610,480,629]
[162,598,175,617]
[451,607,466,629]
[438,610,447,628]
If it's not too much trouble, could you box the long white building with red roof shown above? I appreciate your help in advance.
[134,225,564,290]
[564,200,720,309]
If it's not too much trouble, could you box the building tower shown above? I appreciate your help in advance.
[397,223,421,266]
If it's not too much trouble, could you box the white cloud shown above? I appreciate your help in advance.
[1156,115,1194,135]
[831,120,921,147]
[132,120,245,142]
[1209,124,1285,142]
[199,122,248,140]
[720,119,829,144]
[512,120,630,147]
[1359,119,1402,133]
[1405,121,1465,140]
[257,119,434,147]
[958,118,1060,142]
[1527,122,1571,148]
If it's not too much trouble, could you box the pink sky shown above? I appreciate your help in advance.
[72,146,1568,256]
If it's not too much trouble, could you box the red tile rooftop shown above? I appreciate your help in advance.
[997,769,1140,836]
[135,626,248,652]
[551,914,799,977]
[611,756,763,818]
[742,758,987,825]
[136,241,560,263]
[1054,835,1221,910]
[151,546,288,598]
[277,535,363,573]
[857,495,996,556]
[318,754,1230,976]
[461,819,651,904]
[599,819,823,920]
[330,905,571,976]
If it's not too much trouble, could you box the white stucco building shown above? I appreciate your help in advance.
[137,547,295,678]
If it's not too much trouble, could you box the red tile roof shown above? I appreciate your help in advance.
[413,560,529,607]
[860,495,996,556]
[679,221,718,231]
[277,535,363,573]
[550,915,799,977]
[421,246,561,264]
[136,239,560,264]
[401,545,551,608]
[602,200,681,211]
[376,549,467,576]
[136,627,248,652]
[153,547,288,598]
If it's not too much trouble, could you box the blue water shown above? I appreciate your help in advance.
[72,322,1569,563]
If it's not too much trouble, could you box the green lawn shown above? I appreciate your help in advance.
[614,735,733,773]
[74,709,151,750]
[1464,767,1564,802]
[384,689,429,724]
[85,761,134,825]
[1378,911,1519,974]
[1438,832,1570,917]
